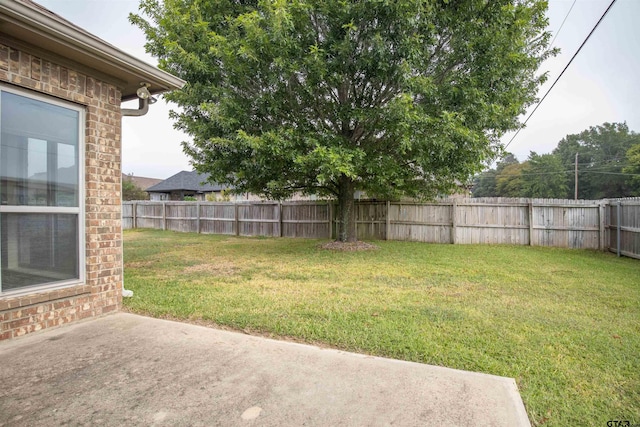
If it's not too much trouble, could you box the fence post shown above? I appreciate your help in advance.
[328,202,333,240]
[451,199,457,244]
[132,202,137,229]
[386,200,391,240]
[162,201,166,231]
[599,201,606,251]
[616,201,621,257]
[528,201,534,246]
[279,202,283,238]
[235,203,240,236]
[196,202,201,234]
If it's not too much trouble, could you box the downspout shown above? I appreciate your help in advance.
[121,96,150,117]
[120,83,156,298]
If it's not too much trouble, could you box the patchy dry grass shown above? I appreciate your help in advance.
[123,229,640,426]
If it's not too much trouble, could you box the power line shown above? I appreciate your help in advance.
[582,171,640,177]
[514,170,640,178]
[518,170,573,176]
[549,0,578,48]
[581,164,626,171]
[504,0,619,150]
[482,161,639,177]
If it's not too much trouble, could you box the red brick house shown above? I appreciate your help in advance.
[0,0,184,340]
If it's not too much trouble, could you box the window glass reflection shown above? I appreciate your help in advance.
[1,213,78,291]
[0,91,79,207]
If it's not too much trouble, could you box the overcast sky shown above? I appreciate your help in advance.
[36,0,640,179]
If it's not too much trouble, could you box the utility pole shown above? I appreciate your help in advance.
[574,152,579,200]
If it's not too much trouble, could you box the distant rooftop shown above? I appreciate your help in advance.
[146,171,228,193]
[122,174,162,191]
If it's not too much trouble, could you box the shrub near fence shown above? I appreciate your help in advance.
[122,197,640,259]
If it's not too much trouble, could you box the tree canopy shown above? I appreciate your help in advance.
[122,176,150,201]
[472,123,640,199]
[521,152,567,198]
[623,144,640,195]
[132,0,553,241]
[553,122,640,199]
[496,161,526,197]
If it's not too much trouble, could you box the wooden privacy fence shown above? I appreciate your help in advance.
[354,198,607,249]
[606,198,640,259]
[122,197,640,259]
[122,201,331,239]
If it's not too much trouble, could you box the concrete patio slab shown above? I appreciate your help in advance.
[0,313,530,426]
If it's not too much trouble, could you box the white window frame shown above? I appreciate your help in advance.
[0,85,85,297]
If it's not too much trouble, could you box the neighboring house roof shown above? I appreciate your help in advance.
[146,171,228,193]
[0,0,185,100]
[122,174,162,191]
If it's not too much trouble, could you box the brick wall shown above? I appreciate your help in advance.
[0,43,123,340]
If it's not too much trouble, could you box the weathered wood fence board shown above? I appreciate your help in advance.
[122,197,640,259]
[282,203,331,238]
[237,203,280,237]
[200,204,235,235]
[606,198,640,259]
[122,203,133,230]
[531,202,601,249]
[356,202,387,240]
[388,203,451,243]
[456,202,529,245]
[166,203,198,233]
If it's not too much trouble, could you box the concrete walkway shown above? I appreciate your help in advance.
[0,313,530,426]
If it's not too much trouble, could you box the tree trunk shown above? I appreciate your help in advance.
[337,175,357,242]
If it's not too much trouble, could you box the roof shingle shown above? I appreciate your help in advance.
[146,171,227,193]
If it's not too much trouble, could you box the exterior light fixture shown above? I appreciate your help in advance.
[122,82,155,117]
[136,82,151,99]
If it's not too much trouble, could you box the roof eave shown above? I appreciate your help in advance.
[0,1,185,100]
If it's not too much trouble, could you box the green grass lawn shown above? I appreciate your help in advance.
[123,229,640,426]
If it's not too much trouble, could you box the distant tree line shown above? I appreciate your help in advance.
[472,122,640,199]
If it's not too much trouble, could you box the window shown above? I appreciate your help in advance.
[0,87,84,295]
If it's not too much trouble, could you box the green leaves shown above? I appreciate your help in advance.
[522,152,569,198]
[472,123,640,198]
[553,123,640,199]
[622,144,640,194]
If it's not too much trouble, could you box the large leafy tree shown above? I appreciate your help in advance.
[471,169,498,197]
[496,161,527,197]
[132,0,553,241]
[472,152,519,197]
[553,123,640,199]
[622,144,640,195]
[522,152,568,198]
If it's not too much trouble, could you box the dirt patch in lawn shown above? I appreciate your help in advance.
[183,263,238,276]
[127,260,158,268]
[319,241,379,251]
